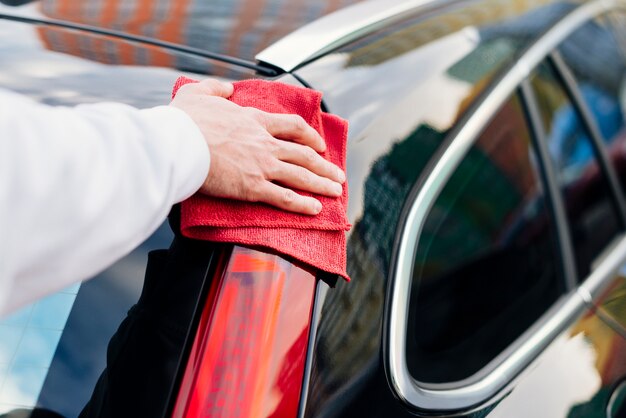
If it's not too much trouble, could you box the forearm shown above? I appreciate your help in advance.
[0,90,209,314]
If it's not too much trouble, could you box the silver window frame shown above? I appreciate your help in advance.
[386,0,626,411]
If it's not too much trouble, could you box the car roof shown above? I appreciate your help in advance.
[0,0,588,77]
[0,0,368,75]
[258,0,593,72]
[258,0,462,72]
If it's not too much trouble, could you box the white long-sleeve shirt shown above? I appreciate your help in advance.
[0,89,210,315]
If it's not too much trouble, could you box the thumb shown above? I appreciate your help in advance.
[198,78,234,98]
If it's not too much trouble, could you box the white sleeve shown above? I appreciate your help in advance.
[0,89,210,315]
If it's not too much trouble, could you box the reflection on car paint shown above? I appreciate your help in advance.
[0,18,225,108]
[489,332,602,417]
[298,2,566,415]
[590,268,626,336]
[22,0,365,75]
[1,0,626,416]
[298,2,626,417]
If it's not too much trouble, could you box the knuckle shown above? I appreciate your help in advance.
[243,180,261,201]
[247,107,266,122]
[177,83,196,95]
[298,169,311,186]
[304,148,318,164]
[282,189,297,206]
[204,78,220,86]
[243,188,256,202]
[265,137,281,154]
[266,163,280,180]
[259,154,281,180]
[259,153,276,172]
[262,133,277,146]
[200,78,229,93]
[291,115,307,132]
[203,80,221,92]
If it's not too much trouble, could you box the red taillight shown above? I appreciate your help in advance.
[172,246,317,418]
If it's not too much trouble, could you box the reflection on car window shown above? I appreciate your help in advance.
[530,60,622,281]
[0,284,79,414]
[559,13,626,198]
[406,93,564,384]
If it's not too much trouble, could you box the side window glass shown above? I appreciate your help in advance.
[529,60,622,281]
[406,93,565,383]
[558,13,626,194]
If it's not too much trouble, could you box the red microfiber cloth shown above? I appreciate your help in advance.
[172,76,351,281]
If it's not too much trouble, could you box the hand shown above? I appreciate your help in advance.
[170,79,346,215]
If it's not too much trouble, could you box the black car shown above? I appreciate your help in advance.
[1,0,626,417]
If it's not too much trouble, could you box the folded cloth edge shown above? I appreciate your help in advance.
[173,76,351,281]
[184,226,350,281]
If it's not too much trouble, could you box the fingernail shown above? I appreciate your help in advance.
[333,182,343,196]
[337,168,346,183]
[314,200,322,214]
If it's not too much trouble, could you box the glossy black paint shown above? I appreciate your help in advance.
[0,16,251,416]
[296,0,626,417]
[0,0,625,417]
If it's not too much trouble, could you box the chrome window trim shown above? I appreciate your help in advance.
[550,50,626,226]
[387,0,626,411]
[255,0,446,72]
[579,235,626,301]
[520,76,578,291]
[607,380,626,418]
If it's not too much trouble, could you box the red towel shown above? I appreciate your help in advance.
[172,77,351,281]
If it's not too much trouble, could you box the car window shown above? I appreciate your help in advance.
[406,92,565,383]
[529,59,622,281]
[557,13,626,199]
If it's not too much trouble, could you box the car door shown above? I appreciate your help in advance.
[386,28,626,418]
[290,1,626,417]
[483,51,626,418]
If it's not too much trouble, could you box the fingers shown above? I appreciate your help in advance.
[174,80,346,217]
[270,161,343,198]
[256,182,323,215]
[196,78,234,98]
[274,140,346,184]
[259,112,327,153]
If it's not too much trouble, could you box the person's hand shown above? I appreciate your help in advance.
[170,78,346,215]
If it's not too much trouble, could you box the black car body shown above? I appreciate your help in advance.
[1,0,626,417]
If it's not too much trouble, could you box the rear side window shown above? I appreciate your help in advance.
[558,13,626,195]
[406,93,565,383]
[529,60,622,281]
